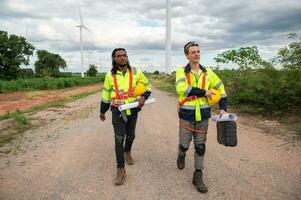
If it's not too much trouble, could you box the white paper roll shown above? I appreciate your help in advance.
[118,98,156,111]
[211,113,237,122]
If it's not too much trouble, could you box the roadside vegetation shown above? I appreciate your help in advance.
[0,89,99,144]
[0,109,29,144]
[149,33,301,136]
[0,30,106,143]
[0,75,104,93]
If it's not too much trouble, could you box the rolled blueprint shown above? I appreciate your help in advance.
[118,98,156,111]
[211,113,237,122]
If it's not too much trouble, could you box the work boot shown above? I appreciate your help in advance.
[124,152,134,165]
[177,154,186,169]
[192,170,208,193]
[114,168,126,185]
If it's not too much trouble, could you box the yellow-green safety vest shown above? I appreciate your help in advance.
[101,67,152,115]
[176,66,226,121]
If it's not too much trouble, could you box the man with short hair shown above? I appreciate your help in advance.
[175,41,227,193]
[100,48,152,185]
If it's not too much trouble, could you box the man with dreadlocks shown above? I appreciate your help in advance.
[100,48,152,185]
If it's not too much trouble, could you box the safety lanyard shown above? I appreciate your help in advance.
[112,69,133,106]
[186,71,206,90]
[179,121,208,134]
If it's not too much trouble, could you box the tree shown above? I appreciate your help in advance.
[153,70,160,75]
[19,68,35,79]
[273,33,301,70]
[86,64,98,76]
[34,50,67,77]
[0,30,35,80]
[214,46,264,70]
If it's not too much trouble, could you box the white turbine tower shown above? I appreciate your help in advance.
[76,6,91,77]
[165,0,171,74]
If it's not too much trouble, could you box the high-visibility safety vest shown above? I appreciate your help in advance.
[101,67,152,116]
[176,65,226,121]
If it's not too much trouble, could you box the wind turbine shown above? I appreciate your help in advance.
[166,0,171,74]
[76,5,91,77]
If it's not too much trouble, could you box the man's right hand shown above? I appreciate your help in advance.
[205,90,212,99]
[99,113,106,121]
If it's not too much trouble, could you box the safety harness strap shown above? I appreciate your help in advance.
[179,121,208,134]
[178,69,209,133]
[202,72,206,90]
[178,71,206,106]
[111,69,133,107]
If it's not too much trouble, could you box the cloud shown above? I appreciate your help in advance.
[0,0,300,72]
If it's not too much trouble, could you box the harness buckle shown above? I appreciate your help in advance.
[188,96,197,101]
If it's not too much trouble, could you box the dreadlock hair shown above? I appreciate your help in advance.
[111,48,131,74]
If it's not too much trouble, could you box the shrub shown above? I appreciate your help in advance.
[0,74,105,93]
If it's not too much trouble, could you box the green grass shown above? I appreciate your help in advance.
[24,89,99,115]
[149,74,176,94]
[0,89,99,121]
[0,75,104,93]
[13,109,28,127]
[0,111,11,120]
[0,109,29,144]
[0,89,99,144]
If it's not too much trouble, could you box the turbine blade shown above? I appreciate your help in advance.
[83,25,92,33]
[78,5,83,25]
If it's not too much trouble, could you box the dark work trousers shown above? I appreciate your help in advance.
[112,112,138,168]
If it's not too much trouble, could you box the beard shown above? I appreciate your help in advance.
[119,63,127,67]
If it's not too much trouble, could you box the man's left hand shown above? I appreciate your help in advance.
[220,109,227,116]
[138,96,146,107]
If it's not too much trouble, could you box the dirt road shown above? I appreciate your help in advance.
[0,89,300,200]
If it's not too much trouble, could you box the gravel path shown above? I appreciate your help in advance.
[0,89,300,200]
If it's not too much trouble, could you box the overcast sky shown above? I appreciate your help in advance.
[1,0,301,72]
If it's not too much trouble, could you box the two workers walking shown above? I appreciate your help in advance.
[100,41,227,193]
